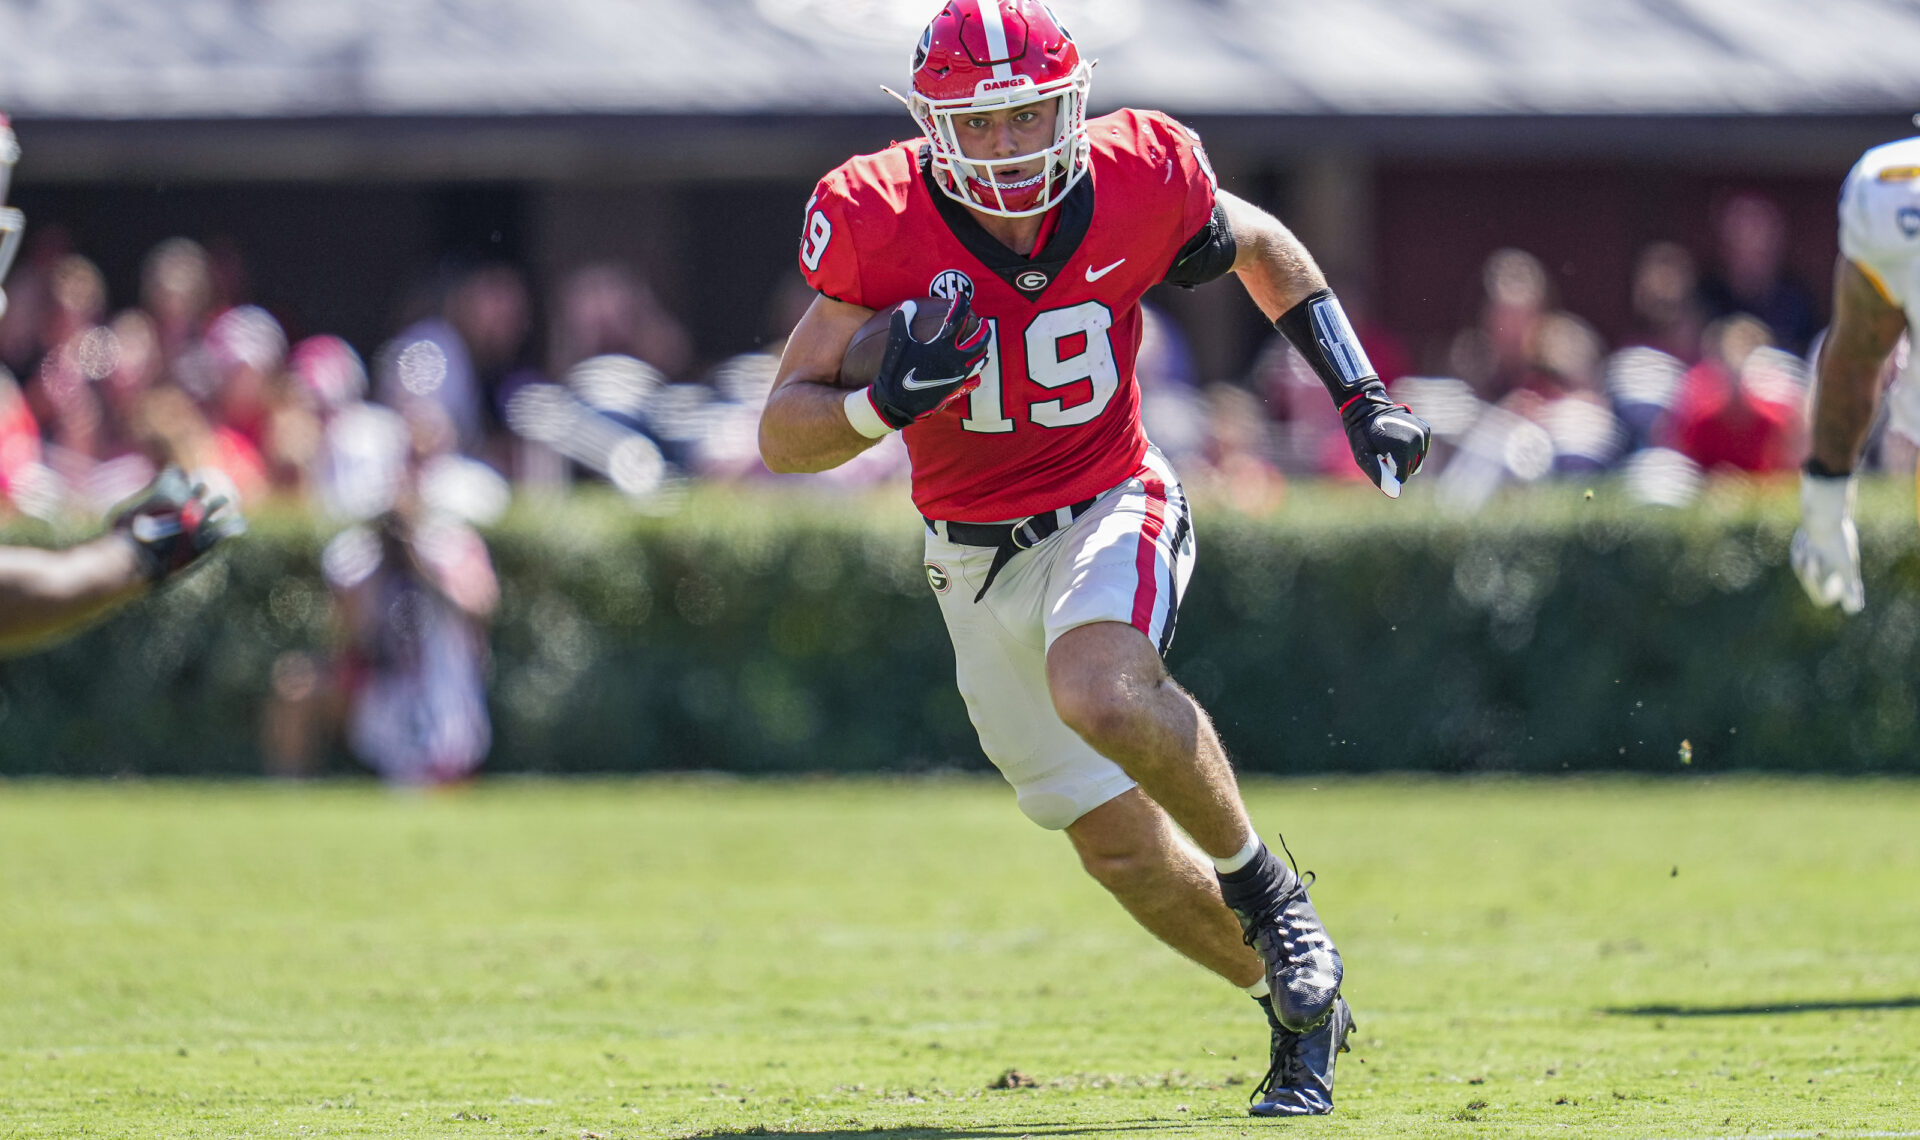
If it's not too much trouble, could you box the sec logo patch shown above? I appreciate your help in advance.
[930,270,974,300]
[925,562,952,594]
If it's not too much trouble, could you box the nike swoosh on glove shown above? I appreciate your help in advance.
[868,293,991,430]
[1340,384,1431,498]
[1791,470,1863,614]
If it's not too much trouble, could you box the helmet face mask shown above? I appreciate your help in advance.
[0,117,21,321]
[906,1,1092,219]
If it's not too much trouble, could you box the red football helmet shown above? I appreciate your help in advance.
[903,0,1092,218]
[0,115,23,321]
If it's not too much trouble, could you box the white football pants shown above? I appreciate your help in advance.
[922,446,1196,829]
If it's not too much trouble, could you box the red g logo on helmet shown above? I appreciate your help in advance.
[901,0,1092,219]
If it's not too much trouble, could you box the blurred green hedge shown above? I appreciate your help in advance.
[4,479,1918,776]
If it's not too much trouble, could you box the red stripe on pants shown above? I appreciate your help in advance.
[1130,477,1170,637]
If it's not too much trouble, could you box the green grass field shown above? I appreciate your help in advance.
[2,778,1916,1139]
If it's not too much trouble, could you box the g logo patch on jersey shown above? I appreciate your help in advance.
[1015,269,1051,291]
[925,562,952,594]
[931,270,975,301]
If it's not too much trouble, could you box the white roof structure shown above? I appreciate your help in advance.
[1,0,1917,120]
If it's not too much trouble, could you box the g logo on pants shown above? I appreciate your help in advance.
[925,562,951,594]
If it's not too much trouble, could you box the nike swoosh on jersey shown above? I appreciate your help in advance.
[899,369,952,391]
[1085,258,1127,282]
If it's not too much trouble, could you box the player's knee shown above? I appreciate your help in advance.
[1050,674,1141,752]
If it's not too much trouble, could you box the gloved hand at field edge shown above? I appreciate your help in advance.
[1790,467,1863,614]
[109,466,248,583]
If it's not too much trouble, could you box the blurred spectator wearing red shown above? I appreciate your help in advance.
[1662,315,1801,473]
[204,305,285,452]
[129,384,268,507]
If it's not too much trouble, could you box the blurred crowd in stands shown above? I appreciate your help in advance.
[0,190,1904,780]
[0,189,1902,532]
[1212,191,1905,514]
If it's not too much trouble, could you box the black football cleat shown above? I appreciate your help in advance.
[1218,844,1343,1032]
[1249,994,1354,1117]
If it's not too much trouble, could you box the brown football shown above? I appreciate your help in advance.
[836,297,982,389]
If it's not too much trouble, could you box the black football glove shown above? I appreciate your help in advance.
[1275,288,1432,499]
[109,466,248,582]
[868,294,991,429]
[1340,383,1431,498]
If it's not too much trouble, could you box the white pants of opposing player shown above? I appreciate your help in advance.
[923,447,1196,831]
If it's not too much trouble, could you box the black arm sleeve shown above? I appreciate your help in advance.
[1275,288,1382,410]
[1160,203,1237,289]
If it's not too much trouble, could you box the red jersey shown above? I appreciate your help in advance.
[799,109,1218,522]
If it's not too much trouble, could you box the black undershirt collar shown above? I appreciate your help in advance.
[919,145,1093,303]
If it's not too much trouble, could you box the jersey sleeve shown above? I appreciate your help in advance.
[1134,112,1225,285]
[1838,145,1920,309]
[797,171,866,307]
[1146,111,1220,240]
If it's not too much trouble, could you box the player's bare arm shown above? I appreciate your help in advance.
[1792,256,1910,614]
[1808,256,1909,472]
[758,293,883,474]
[1796,142,1920,614]
[760,290,989,473]
[1217,189,1327,318]
[0,536,149,655]
[1215,190,1432,496]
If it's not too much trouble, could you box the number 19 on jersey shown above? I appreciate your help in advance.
[960,300,1120,435]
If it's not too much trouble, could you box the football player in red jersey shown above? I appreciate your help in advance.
[758,1,1429,1115]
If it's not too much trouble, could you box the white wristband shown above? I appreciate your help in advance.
[843,387,896,439]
